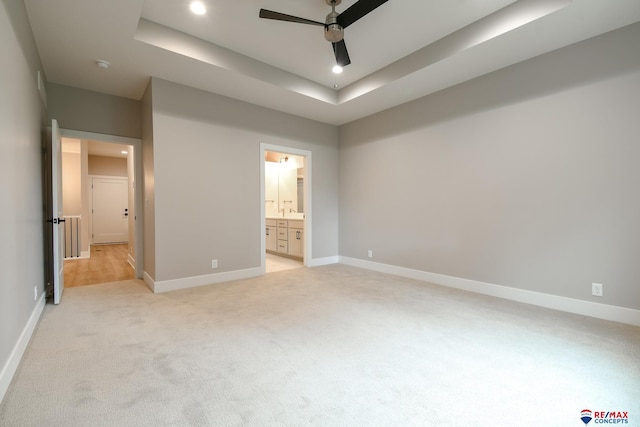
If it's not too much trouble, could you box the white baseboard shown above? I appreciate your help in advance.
[0,293,46,403]
[149,267,264,294]
[143,271,155,292]
[339,257,640,327]
[127,254,135,270]
[307,256,340,267]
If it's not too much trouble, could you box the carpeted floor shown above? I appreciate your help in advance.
[1,265,638,426]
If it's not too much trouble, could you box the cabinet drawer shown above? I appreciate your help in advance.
[288,220,303,229]
[266,219,277,227]
[277,240,288,253]
[277,220,288,228]
[277,228,288,239]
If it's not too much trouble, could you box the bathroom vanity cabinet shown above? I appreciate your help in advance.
[287,220,304,258]
[266,218,303,259]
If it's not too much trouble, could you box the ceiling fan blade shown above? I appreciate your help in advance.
[337,0,389,28]
[259,9,325,26]
[332,39,351,67]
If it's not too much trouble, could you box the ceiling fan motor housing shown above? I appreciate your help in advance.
[325,24,344,42]
[324,10,344,42]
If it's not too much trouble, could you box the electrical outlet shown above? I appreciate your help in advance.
[592,283,603,297]
[211,259,218,269]
[367,250,373,258]
[34,286,38,300]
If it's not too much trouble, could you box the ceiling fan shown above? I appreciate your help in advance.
[259,0,389,68]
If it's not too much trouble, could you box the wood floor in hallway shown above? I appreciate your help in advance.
[64,244,134,287]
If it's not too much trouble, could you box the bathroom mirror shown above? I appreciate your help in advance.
[265,151,304,217]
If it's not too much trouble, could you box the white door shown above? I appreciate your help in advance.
[51,120,65,304]
[92,177,128,244]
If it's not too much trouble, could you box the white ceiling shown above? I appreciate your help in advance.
[24,0,640,125]
[87,141,131,158]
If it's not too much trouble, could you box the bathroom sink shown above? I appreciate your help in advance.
[284,213,304,219]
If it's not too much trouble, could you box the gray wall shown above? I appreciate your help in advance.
[47,83,142,139]
[0,0,46,394]
[339,23,640,310]
[149,78,339,282]
[142,82,156,281]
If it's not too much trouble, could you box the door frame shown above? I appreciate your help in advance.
[60,129,144,280]
[260,143,312,273]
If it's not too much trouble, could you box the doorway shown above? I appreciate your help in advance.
[260,144,312,274]
[59,129,143,288]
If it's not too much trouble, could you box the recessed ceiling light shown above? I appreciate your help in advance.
[95,59,111,69]
[121,150,128,155]
[332,65,343,74]
[190,1,206,15]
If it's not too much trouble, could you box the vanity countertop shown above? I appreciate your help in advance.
[267,215,304,220]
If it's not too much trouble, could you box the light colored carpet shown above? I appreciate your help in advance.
[1,265,638,426]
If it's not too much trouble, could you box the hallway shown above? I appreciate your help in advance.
[64,244,134,287]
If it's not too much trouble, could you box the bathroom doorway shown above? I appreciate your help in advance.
[260,144,312,274]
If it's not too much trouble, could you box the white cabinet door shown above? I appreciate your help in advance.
[287,227,304,258]
[266,225,277,251]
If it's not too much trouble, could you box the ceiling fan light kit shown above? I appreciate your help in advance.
[259,0,389,69]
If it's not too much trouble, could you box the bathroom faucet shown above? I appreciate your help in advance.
[282,201,293,215]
